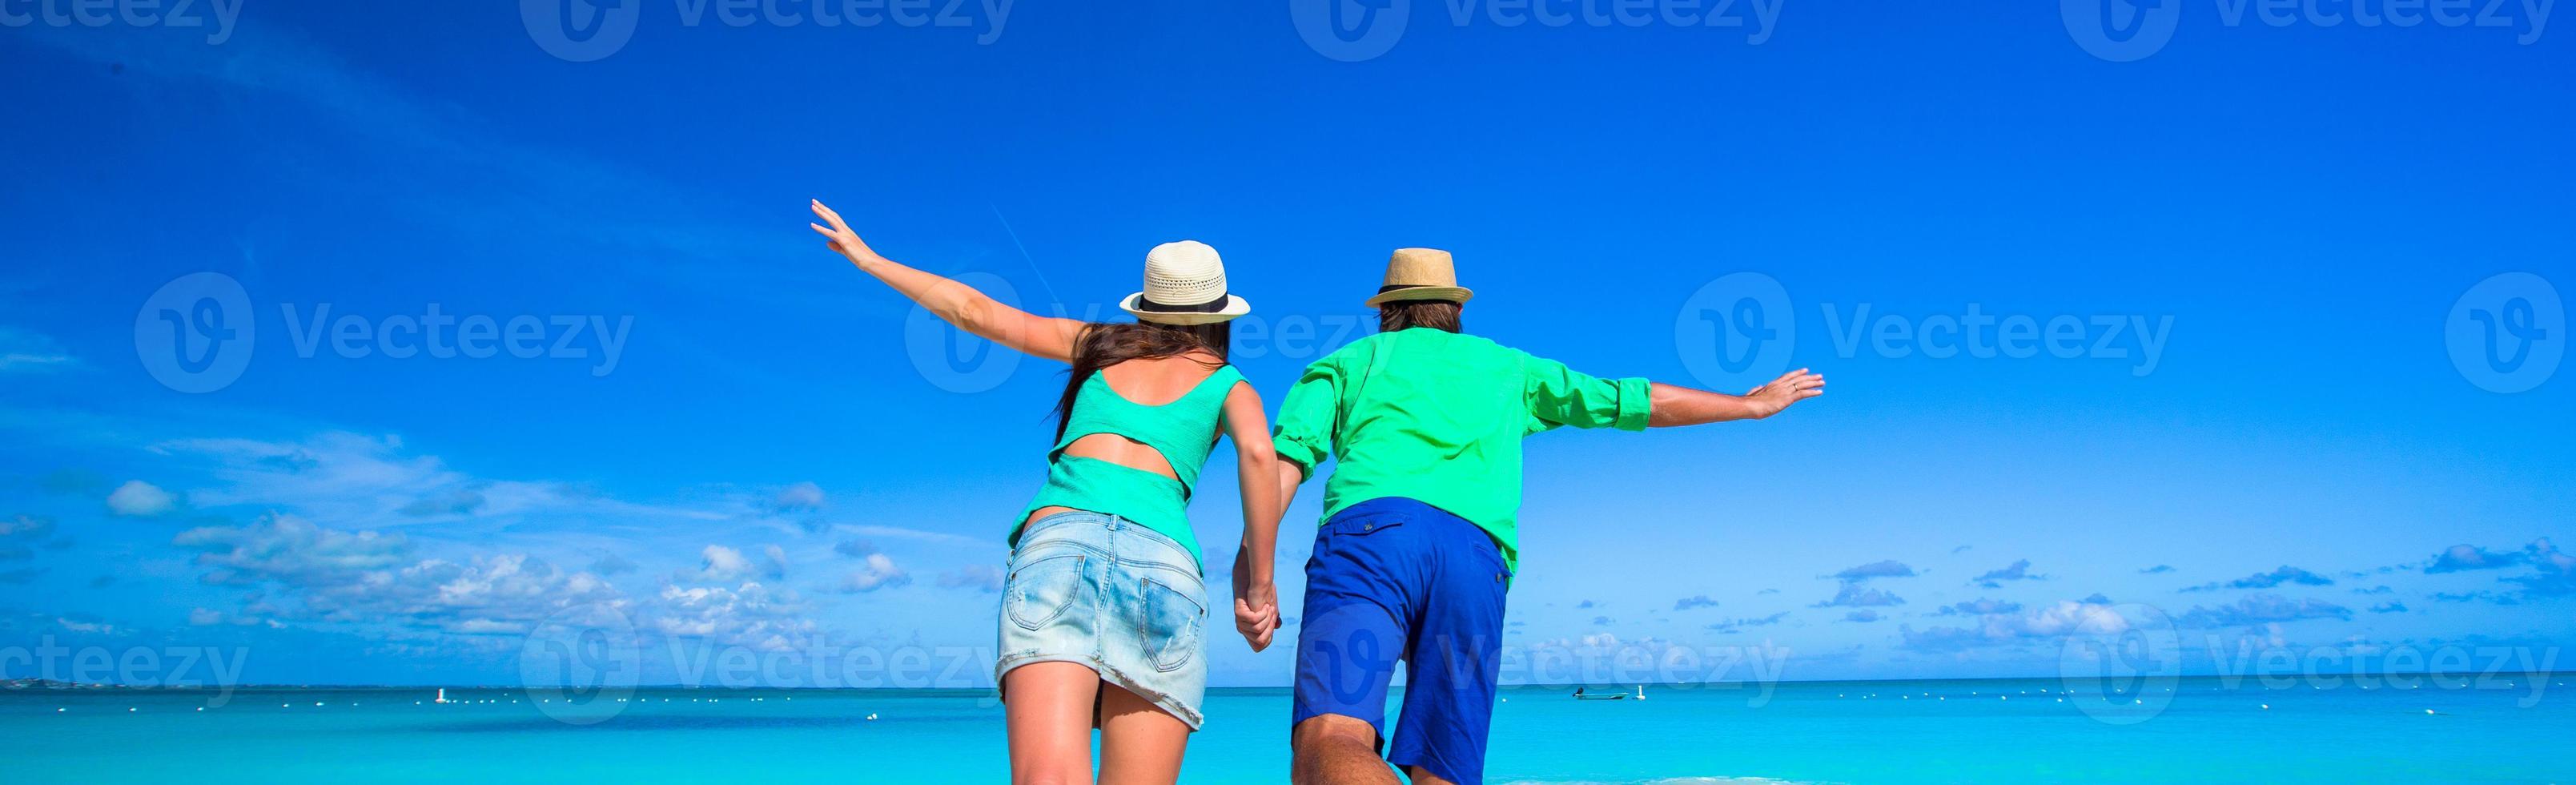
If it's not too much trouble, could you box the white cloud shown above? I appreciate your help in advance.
[839,554,910,593]
[188,608,223,626]
[936,564,1005,593]
[56,618,118,634]
[106,480,177,517]
[0,327,74,372]
[679,545,788,583]
[1901,598,2130,652]
[770,482,825,513]
[651,582,814,650]
[152,432,730,530]
[171,513,625,635]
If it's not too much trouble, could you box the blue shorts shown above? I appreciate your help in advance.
[1292,497,1511,785]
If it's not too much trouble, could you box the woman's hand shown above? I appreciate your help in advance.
[1232,550,1280,652]
[809,199,885,269]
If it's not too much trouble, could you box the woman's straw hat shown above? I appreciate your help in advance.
[1362,248,1475,308]
[1119,240,1251,325]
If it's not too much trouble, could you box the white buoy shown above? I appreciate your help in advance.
[57,707,65,713]
[128,707,137,712]
[2260,704,2270,710]
[866,713,879,721]
[2425,709,2436,715]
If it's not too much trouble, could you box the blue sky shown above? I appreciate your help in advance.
[2,2,2570,687]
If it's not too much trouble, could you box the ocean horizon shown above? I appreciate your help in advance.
[10,674,2571,783]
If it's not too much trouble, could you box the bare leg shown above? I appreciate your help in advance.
[1095,683,1190,785]
[1292,714,1399,785]
[1005,662,1102,785]
[1405,767,1457,785]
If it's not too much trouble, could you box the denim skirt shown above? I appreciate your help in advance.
[995,510,1208,729]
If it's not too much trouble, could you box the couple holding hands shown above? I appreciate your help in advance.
[809,200,1824,785]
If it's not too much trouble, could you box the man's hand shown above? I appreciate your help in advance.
[1742,368,1826,419]
[1232,550,1280,652]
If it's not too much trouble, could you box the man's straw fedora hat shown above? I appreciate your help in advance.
[1361,248,1475,308]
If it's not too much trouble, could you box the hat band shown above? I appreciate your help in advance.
[1136,292,1230,314]
[1376,284,1450,293]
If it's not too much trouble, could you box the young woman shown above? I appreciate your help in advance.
[810,200,1285,785]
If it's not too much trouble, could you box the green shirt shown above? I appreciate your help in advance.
[1269,328,1652,571]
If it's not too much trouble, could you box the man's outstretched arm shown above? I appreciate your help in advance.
[1646,368,1826,427]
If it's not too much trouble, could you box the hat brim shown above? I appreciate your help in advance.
[1362,286,1474,308]
[1119,292,1251,325]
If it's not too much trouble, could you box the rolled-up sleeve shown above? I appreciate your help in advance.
[1523,352,1652,432]
[1269,357,1340,481]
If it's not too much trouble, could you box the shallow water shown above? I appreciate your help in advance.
[6,676,2570,783]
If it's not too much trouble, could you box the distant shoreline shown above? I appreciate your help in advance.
[10,671,2571,692]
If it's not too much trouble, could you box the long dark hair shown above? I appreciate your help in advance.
[1051,321,1232,441]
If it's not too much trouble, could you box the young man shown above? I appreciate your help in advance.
[1261,248,1826,785]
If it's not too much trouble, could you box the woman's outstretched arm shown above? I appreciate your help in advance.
[1220,381,1284,652]
[809,199,1085,363]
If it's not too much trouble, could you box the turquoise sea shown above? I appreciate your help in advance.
[6,676,2572,783]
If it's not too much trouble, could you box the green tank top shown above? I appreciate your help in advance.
[1012,363,1244,569]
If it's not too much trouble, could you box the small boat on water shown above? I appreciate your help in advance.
[1571,687,1627,701]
